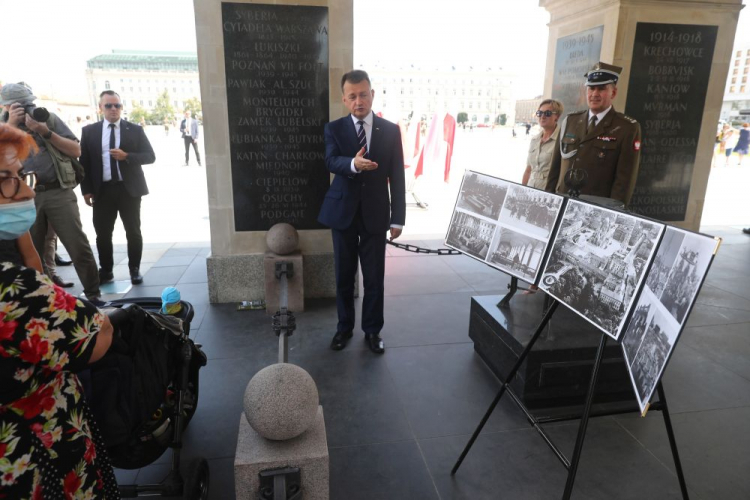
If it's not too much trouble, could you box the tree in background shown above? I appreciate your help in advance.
[183,97,202,120]
[129,104,149,125]
[457,112,468,129]
[149,89,175,125]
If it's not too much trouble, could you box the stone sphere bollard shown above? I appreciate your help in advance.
[244,363,319,441]
[266,223,299,255]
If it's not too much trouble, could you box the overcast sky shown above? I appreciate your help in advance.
[0,0,748,103]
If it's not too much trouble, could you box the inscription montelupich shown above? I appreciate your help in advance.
[222,3,330,231]
[625,23,718,221]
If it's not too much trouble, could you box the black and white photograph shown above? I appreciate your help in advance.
[625,293,679,411]
[620,227,718,414]
[539,200,664,339]
[498,185,563,239]
[455,171,508,220]
[658,230,716,324]
[446,211,497,261]
[486,228,546,282]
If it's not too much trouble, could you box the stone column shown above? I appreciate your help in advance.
[193,0,352,302]
[540,0,742,230]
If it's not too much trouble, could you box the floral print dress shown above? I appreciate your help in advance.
[0,262,119,499]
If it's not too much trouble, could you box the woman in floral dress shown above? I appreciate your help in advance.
[0,124,119,499]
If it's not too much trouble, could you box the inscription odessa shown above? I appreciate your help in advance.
[625,23,717,221]
[222,2,329,231]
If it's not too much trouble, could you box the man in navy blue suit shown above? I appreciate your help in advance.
[318,70,406,354]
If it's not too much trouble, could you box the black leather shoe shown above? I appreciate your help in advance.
[55,253,73,266]
[743,228,750,235]
[365,333,385,354]
[51,274,74,288]
[99,270,114,284]
[330,331,353,351]
[130,270,143,285]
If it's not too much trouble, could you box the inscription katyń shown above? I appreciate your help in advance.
[551,26,604,115]
[222,3,330,231]
[625,23,717,221]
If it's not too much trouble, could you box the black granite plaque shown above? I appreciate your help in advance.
[222,3,329,231]
[625,23,717,221]
[551,26,604,115]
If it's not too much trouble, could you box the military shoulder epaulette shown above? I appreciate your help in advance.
[618,113,638,124]
[569,109,587,116]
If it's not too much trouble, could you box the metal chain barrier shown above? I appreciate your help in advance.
[386,240,463,255]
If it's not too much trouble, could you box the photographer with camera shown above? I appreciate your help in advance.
[0,82,102,304]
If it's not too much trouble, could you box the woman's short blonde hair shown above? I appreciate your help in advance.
[538,99,564,116]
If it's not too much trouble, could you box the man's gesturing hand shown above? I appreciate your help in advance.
[353,147,378,172]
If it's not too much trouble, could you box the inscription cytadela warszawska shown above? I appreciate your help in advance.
[222,3,329,231]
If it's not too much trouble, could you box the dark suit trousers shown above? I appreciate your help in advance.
[331,209,387,336]
[92,182,143,273]
[183,136,201,164]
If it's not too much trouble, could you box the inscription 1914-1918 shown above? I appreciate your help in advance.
[625,22,718,222]
[222,2,329,231]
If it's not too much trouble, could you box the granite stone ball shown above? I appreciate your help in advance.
[244,363,319,441]
[266,223,299,255]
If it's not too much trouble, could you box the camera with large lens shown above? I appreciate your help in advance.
[22,104,50,122]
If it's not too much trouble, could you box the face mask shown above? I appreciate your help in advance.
[0,199,37,240]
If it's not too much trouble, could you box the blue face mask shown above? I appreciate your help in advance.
[0,199,37,240]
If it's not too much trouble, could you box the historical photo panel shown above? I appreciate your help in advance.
[446,171,565,283]
[539,199,664,339]
[621,227,718,414]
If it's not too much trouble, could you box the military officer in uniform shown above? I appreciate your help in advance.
[545,62,642,205]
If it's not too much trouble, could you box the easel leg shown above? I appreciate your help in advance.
[561,334,608,500]
[451,301,559,474]
[657,383,690,500]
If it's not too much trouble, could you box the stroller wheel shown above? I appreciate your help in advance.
[184,458,210,500]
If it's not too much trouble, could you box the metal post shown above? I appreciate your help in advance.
[561,334,608,500]
[452,300,559,474]
[657,383,690,500]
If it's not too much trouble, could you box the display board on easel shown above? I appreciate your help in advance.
[445,171,565,284]
[621,226,720,414]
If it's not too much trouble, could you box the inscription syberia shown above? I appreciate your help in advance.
[625,23,718,221]
[222,3,330,231]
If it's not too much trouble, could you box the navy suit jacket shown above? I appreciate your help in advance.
[79,120,155,198]
[317,114,406,234]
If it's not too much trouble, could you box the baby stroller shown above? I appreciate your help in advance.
[85,297,209,499]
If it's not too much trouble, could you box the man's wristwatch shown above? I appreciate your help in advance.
[42,130,53,140]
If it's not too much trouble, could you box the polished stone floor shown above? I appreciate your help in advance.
[56,225,750,499]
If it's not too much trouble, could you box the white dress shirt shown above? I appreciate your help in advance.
[101,119,121,182]
[587,106,612,129]
[349,113,373,174]
[184,117,192,137]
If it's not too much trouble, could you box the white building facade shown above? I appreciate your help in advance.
[720,46,750,123]
[85,50,199,119]
[367,65,515,124]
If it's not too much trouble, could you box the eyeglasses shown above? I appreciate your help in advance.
[0,172,37,199]
[104,103,123,109]
[536,110,558,117]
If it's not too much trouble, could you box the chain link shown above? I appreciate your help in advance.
[386,240,462,255]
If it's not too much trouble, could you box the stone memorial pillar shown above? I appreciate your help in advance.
[540,0,742,230]
[193,0,353,302]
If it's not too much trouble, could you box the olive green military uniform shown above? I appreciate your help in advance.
[545,107,642,205]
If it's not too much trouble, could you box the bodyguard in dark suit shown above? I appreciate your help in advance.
[318,70,406,354]
[80,90,155,285]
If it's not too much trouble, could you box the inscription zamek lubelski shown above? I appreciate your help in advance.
[625,23,717,221]
[222,3,330,231]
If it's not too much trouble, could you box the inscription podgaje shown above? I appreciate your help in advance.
[222,3,330,231]
[625,23,718,221]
